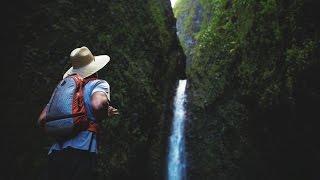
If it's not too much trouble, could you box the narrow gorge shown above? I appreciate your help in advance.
[3,0,320,180]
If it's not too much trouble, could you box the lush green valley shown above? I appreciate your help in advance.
[174,0,320,179]
[3,0,185,179]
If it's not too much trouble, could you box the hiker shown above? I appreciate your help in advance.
[38,46,119,180]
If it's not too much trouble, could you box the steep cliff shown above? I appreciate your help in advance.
[175,0,320,179]
[3,0,185,179]
[174,0,203,65]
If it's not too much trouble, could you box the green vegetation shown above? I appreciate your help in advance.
[4,0,320,179]
[174,0,202,63]
[4,0,185,179]
[175,0,320,179]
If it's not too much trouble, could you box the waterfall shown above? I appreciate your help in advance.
[167,80,187,180]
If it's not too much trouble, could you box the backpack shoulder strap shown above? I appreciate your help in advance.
[83,77,100,134]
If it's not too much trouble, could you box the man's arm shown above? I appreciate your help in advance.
[91,92,118,120]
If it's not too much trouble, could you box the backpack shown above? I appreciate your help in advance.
[38,74,99,138]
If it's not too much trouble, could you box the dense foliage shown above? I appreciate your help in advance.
[175,0,320,179]
[3,0,185,179]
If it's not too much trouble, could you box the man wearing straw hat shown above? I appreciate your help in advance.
[45,46,119,180]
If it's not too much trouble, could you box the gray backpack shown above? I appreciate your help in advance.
[38,74,98,138]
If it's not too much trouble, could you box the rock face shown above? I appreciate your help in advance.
[174,0,204,66]
[3,0,185,179]
[175,0,320,179]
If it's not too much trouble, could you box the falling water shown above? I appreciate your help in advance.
[167,80,187,180]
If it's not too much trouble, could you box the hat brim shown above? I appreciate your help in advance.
[63,55,110,79]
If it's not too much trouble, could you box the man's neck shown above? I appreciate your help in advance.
[86,73,98,79]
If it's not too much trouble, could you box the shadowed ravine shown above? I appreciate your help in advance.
[167,80,187,180]
[4,0,320,179]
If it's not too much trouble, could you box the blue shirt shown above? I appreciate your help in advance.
[48,79,110,154]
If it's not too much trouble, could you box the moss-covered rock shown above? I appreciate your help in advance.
[175,0,320,179]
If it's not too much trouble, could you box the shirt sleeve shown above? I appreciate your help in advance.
[91,80,110,101]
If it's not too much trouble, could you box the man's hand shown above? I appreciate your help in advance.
[108,106,119,117]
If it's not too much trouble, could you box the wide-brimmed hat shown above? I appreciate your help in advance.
[63,46,110,79]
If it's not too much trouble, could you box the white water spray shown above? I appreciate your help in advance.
[167,80,187,180]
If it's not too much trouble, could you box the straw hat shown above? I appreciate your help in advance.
[63,46,110,79]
